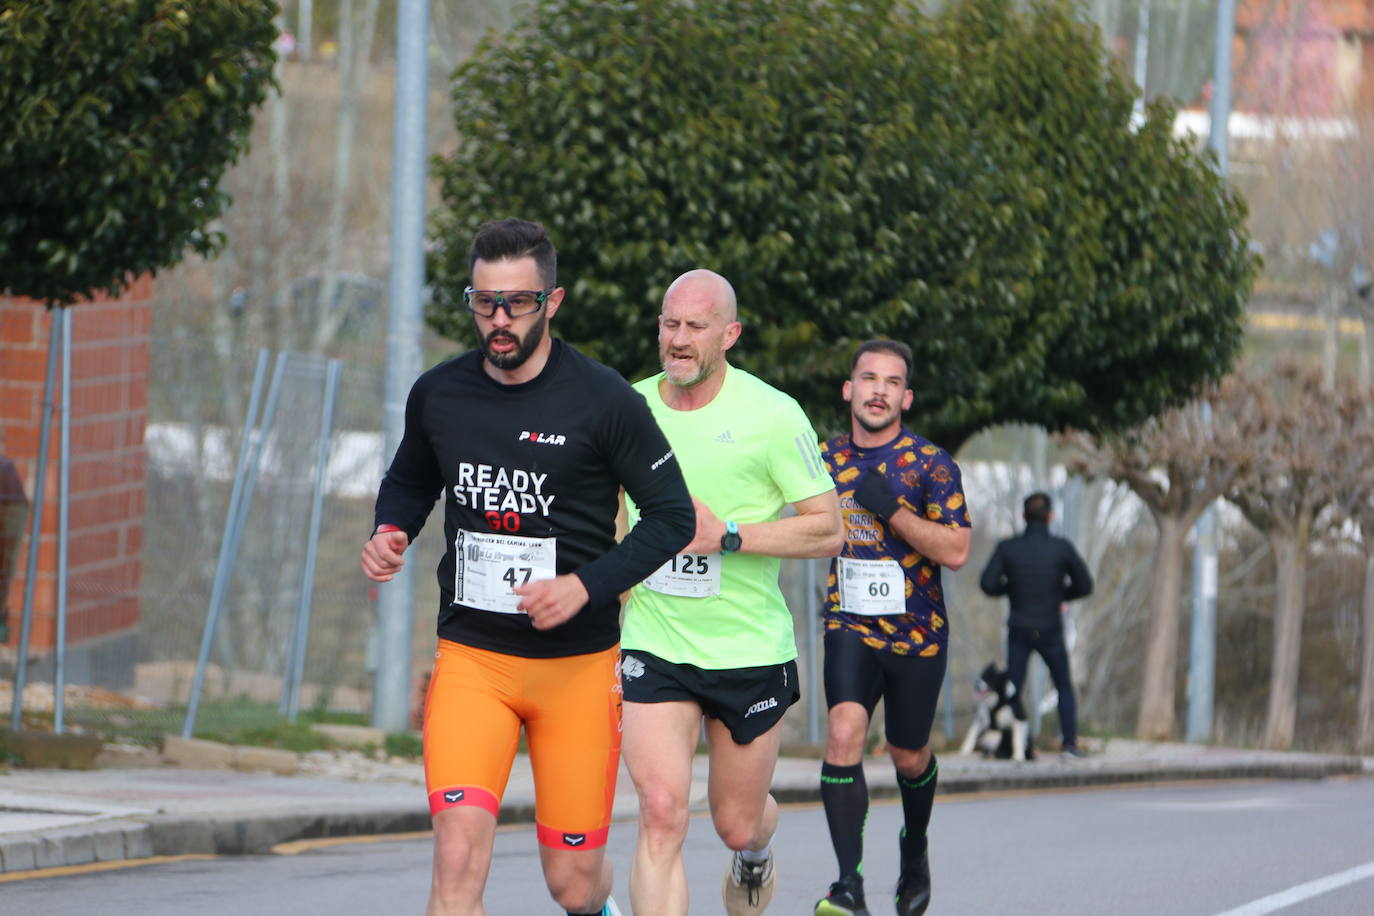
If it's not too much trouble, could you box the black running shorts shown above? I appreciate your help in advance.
[620,649,800,745]
[823,627,946,750]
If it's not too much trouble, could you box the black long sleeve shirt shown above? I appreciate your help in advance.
[978,521,1093,630]
[373,339,694,657]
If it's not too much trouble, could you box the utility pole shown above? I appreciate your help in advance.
[1132,0,1151,121]
[373,0,429,733]
[1186,0,1235,744]
[298,0,314,61]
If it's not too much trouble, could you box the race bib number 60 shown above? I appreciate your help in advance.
[454,529,557,613]
[644,552,722,598]
[838,557,905,615]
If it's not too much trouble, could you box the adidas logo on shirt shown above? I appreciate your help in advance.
[715,430,735,444]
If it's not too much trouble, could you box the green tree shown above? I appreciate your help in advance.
[0,0,279,305]
[428,0,1257,450]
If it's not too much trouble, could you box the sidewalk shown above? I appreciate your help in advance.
[1,738,1369,875]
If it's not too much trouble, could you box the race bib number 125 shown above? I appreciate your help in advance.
[643,552,722,598]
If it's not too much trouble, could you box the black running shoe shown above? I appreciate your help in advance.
[895,851,931,916]
[814,874,870,916]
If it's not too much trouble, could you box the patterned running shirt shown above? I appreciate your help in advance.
[821,428,971,656]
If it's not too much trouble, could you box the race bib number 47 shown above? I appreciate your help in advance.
[454,530,557,613]
[643,552,722,598]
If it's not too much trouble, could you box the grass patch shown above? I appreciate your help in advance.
[384,731,424,759]
[54,699,359,749]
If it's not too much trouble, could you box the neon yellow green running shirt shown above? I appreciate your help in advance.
[623,365,834,669]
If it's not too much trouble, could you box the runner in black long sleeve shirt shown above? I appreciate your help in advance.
[374,338,692,657]
[360,219,691,916]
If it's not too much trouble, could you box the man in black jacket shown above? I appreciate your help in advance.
[978,492,1093,758]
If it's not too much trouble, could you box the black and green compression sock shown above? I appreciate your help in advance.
[820,760,869,880]
[897,754,938,864]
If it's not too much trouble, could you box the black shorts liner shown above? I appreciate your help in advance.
[620,649,800,745]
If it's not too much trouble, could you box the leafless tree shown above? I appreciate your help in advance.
[1327,396,1374,753]
[1225,363,1372,749]
[1063,376,1251,740]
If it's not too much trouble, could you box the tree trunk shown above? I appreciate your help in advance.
[1321,285,1339,392]
[1136,514,1186,740]
[1263,530,1307,750]
[1361,310,1374,391]
[1358,550,1374,753]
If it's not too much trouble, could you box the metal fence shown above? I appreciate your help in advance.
[7,336,1371,754]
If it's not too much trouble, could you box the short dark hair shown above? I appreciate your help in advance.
[1023,491,1052,524]
[850,339,913,383]
[468,218,557,288]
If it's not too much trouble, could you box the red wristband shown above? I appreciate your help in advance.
[374,524,403,536]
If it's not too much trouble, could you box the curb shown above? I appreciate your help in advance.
[769,756,1368,804]
[1,818,151,873]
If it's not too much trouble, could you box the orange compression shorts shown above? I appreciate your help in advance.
[423,639,623,850]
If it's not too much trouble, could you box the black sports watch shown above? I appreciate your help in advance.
[720,520,742,553]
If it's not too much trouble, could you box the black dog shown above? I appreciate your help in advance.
[959,662,1033,761]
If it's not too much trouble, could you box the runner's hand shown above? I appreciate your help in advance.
[682,496,724,555]
[516,573,590,630]
[853,469,901,523]
[361,529,410,582]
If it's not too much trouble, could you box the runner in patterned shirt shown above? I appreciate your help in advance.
[813,339,972,916]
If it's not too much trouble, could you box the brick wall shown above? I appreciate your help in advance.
[0,279,151,686]
[1234,0,1374,111]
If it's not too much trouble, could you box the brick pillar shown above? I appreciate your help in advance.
[0,279,151,688]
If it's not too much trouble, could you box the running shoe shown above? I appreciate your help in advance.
[814,873,871,915]
[723,849,777,915]
[895,850,931,916]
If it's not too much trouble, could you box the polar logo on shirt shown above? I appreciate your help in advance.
[519,430,566,446]
[453,462,556,515]
[650,449,675,472]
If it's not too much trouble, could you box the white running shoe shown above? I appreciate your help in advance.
[723,849,777,915]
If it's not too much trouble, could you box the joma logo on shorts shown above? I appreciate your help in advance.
[744,697,779,718]
[519,431,566,445]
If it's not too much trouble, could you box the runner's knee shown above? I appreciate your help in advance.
[433,824,490,876]
[714,816,763,852]
[637,783,691,838]
[825,713,869,759]
[891,743,931,776]
[711,796,772,851]
[544,861,603,913]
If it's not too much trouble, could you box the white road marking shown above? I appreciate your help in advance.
[1212,861,1374,916]
[1126,797,1294,811]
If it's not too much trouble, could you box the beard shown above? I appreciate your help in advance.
[661,347,716,388]
[481,312,547,371]
[853,401,899,434]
